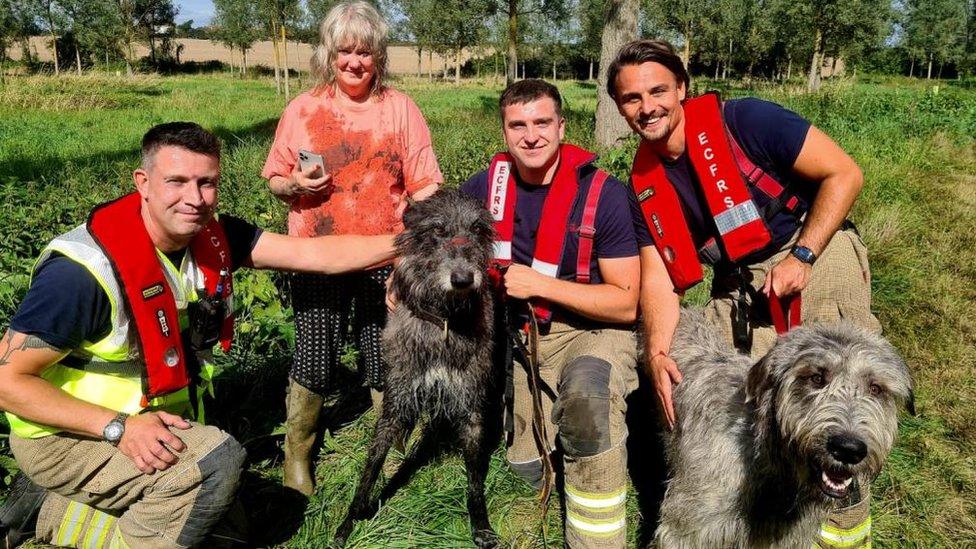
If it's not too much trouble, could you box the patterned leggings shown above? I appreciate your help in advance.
[290,266,392,393]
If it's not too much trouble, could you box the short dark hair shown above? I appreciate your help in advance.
[606,39,690,99]
[498,79,562,120]
[141,122,222,168]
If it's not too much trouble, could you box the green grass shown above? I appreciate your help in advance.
[1,72,975,547]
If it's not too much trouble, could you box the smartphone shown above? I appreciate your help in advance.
[298,149,326,179]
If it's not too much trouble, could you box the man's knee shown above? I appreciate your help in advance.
[553,356,613,458]
[175,435,247,546]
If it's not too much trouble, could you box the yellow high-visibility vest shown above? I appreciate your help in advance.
[6,224,226,438]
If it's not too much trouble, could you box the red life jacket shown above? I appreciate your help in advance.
[486,143,608,323]
[87,192,234,399]
[632,92,799,291]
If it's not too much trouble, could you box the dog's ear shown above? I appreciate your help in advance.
[745,354,774,405]
[906,389,917,416]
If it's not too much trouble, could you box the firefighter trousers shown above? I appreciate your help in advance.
[506,320,638,548]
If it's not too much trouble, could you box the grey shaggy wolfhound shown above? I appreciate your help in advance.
[335,190,500,548]
[655,309,914,548]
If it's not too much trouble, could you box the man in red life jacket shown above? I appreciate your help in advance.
[609,40,881,548]
[0,122,397,549]
[460,80,641,548]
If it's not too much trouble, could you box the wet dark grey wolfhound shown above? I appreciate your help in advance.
[334,190,501,548]
[655,309,914,548]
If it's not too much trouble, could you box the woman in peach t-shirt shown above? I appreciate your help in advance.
[262,0,442,497]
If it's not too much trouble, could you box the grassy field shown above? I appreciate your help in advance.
[1,72,975,547]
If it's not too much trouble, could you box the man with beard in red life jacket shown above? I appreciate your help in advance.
[0,122,397,549]
[460,79,641,548]
[609,40,881,549]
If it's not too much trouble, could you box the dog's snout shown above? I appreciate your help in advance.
[827,434,867,465]
[450,269,474,289]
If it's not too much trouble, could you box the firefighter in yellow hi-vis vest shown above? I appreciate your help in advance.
[0,122,398,549]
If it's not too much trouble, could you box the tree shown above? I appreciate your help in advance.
[595,0,638,148]
[488,0,567,85]
[646,0,715,66]
[773,0,891,91]
[578,0,603,79]
[260,0,301,98]
[904,0,968,78]
[35,0,66,75]
[424,0,494,83]
[213,0,262,76]
[134,0,177,67]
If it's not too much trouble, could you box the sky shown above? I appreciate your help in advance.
[174,0,215,26]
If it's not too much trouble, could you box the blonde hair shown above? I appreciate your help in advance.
[310,1,389,95]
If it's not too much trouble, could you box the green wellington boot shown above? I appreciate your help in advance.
[283,379,324,496]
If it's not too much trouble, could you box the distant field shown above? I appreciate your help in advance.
[5,37,475,74]
[1,73,974,547]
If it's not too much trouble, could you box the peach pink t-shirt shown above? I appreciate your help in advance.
[262,87,443,237]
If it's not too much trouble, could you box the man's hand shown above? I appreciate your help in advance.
[117,412,191,474]
[288,162,333,196]
[762,255,812,298]
[649,353,683,431]
[503,264,550,300]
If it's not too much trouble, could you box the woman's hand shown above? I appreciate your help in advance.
[288,162,333,195]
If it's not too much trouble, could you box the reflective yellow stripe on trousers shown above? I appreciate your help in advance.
[565,484,626,539]
[815,517,871,548]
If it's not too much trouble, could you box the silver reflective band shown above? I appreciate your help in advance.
[714,200,761,236]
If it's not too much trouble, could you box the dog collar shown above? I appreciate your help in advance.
[409,306,450,340]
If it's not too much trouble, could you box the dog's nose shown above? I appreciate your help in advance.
[451,270,474,289]
[827,434,867,465]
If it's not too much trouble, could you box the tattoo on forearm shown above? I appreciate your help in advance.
[0,331,60,368]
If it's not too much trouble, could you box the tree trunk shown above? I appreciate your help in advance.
[417,46,422,77]
[75,46,82,75]
[455,48,461,84]
[681,23,691,67]
[926,52,932,80]
[552,58,556,80]
[714,61,720,79]
[428,50,433,81]
[807,27,823,92]
[242,47,248,76]
[521,62,525,79]
[937,61,944,79]
[271,19,282,95]
[595,0,639,148]
[281,25,291,101]
[50,36,59,75]
[787,57,792,80]
[506,0,518,86]
[909,57,914,78]
[588,60,594,81]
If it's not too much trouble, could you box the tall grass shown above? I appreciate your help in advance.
[1,73,974,547]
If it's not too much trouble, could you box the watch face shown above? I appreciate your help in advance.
[104,422,124,442]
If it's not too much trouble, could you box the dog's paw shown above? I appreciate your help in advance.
[472,528,499,548]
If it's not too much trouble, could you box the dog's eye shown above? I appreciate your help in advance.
[809,373,825,387]
[869,383,884,396]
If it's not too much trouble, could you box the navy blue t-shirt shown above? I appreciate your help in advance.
[641,97,812,262]
[460,162,639,286]
[9,215,262,350]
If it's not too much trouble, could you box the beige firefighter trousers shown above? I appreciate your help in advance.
[507,320,638,548]
[9,422,246,549]
[706,227,880,549]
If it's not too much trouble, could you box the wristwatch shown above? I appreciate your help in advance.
[790,245,817,265]
[102,412,129,446]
